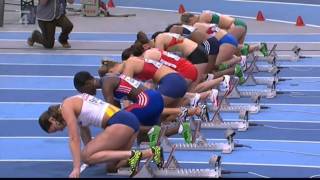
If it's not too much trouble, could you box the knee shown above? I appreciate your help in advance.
[65,23,73,32]
[81,149,92,165]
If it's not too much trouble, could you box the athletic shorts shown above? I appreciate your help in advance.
[219,33,238,48]
[201,36,220,55]
[158,73,187,98]
[125,89,164,126]
[187,45,208,64]
[234,18,247,30]
[106,110,140,132]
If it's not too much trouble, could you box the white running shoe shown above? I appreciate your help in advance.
[190,93,201,107]
[240,55,247,71]
[206,73,215,81]
[222,75,231,91]
[210,89,219,107]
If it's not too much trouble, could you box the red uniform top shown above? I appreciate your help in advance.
[133,59,162,81]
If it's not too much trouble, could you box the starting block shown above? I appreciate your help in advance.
[115,145,222,178]
[208,89,261,113]
[245,54,280,75]
[249,44,302,64]
[219,83,276,99]
[200,109,249,131]
[244,75,278,88]
[160,120,236,153]
[140,123,236,153]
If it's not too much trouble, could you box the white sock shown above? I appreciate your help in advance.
[147,127,154,135]
[178,124,183,134]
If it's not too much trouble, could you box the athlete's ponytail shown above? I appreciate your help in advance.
[136,31,149,44]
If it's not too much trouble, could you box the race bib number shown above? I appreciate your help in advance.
[145,59,163,69]
[120,74,141,88]
[86,94,105,105]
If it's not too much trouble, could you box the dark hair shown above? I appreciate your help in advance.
[180,12,195,24]
[122,47,134,60]
[151,31,163,40]
[38,104,61,133]
[73,71,94,92]
[136,31,150,44]
[131,43,144,56]
[164,23,182,32]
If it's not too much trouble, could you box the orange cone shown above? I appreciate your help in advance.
[178,4,186,14]
[296,16,305,26]
[107,0,115,8]
[256,10,265,21]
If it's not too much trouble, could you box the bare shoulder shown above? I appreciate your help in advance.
[61,96,82,110]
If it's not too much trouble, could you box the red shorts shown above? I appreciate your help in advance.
[177,60,198,82]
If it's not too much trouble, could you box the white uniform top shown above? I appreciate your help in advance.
[74,93,110,127]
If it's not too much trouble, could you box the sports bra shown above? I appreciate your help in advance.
[166,33,184,49]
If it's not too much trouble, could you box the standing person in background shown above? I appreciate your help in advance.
[27,0,74,49]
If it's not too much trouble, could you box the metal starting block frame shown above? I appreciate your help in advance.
[245,54,280,75]
[209,93,261,113]
[139,123,236,153]
[159,120,236,153]
[115,145,222,178]
[200,110,249,131]
[249,44,302,64]
[218,85,276,99]
[244,75,278,88]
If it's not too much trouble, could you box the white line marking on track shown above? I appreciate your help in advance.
[0,52,119,56]
[116,6,320,28]
[1,39,320,44]
[2,137,320,144]
[225,0,320,7]
[0,63,100,66]
[0,159,319,168]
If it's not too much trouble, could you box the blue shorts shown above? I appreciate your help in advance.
[158,73,187,98]
[106,110,140,133]
[126,89,164,126]
[219,33,238,48]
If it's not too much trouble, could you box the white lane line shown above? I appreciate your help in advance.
[0,101,319,106]
[0,117,319,123]
[1,31,320,35]
[0,159,72,162]
[0,39,133,43]
[0,159,319,169]
[220,162,320,169]
[116,6,320,28]
[1,39,320,44]
[0,63,100,66]
[225,0,320,7]
[0,52,119,56]
[2,137,320,144]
